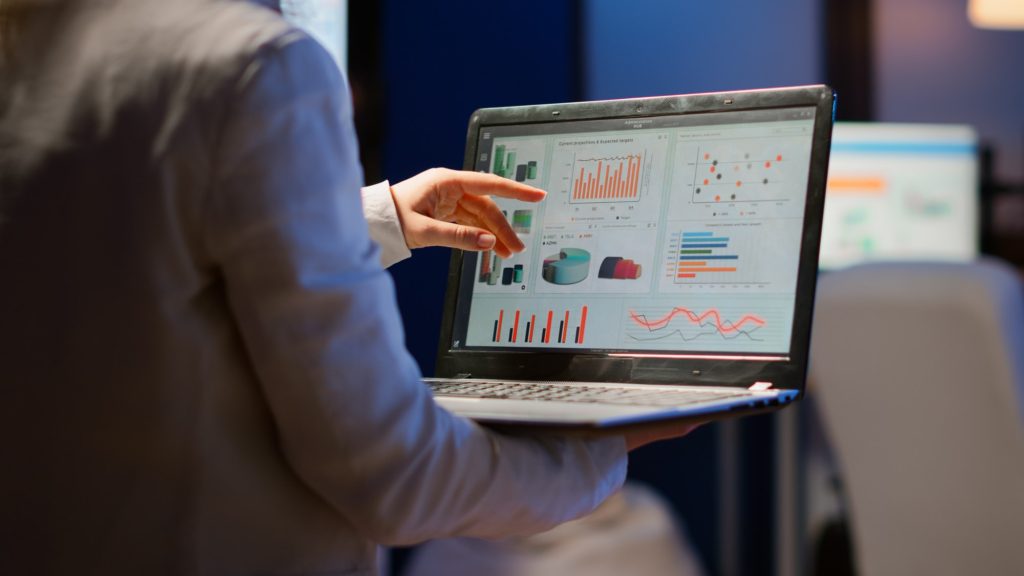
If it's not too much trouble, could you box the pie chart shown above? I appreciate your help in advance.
[598,256,642,280]
[541,248,591,285]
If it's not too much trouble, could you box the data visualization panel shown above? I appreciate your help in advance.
[461,108,816,354]
[621,295,795,353]
[658,219,802,293]
[819,123,979,269]
[487,137,547,184]
[547,132,669,224]
[670,123,812,221]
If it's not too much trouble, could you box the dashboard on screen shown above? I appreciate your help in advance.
[820,123,979,270]
[447,107,818,356]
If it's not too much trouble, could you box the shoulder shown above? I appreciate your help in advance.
[70,0,342,110]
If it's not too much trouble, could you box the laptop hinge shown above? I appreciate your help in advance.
[749,381,774,391]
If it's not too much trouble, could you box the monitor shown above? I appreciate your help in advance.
[819,122,979,270]
[453,105,821,356]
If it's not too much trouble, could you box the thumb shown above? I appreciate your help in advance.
[418,218,498,252]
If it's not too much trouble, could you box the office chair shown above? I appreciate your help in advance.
[809,259,1024,576]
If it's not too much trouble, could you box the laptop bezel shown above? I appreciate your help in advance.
[433,85,835,397]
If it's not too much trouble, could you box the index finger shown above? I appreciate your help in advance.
[449,171,547,203]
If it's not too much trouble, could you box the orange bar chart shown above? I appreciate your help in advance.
[571,153,643,202]
[489,306,589,345]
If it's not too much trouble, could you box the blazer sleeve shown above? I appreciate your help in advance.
[203,31,627,546]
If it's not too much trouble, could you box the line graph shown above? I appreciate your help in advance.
[628,306,766,340]
[620,301,793,352]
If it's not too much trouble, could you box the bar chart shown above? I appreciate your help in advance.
[570,153,644,203]
[669,231,742,283]
[493,144,539,182]
[658,220,802,292]
[488,305,590,345]
[477,250,527,290]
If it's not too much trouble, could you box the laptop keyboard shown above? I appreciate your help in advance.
[426,379,748,407]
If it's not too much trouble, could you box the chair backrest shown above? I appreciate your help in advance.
[810,259,1024,576]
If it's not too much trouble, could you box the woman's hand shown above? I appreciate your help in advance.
[390,168,546,257]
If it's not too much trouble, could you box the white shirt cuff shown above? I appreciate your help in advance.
[361,180,412,268]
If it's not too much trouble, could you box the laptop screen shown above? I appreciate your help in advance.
[448,106,818,358]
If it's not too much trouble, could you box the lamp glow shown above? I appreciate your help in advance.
[969,0,1024,30]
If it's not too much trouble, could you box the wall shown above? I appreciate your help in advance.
[583,0,823,99]
[874,0,1024,184]
[582,2,823,574]
[380,0,580,373]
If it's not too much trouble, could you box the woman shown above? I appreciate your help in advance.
[0,1,694,574]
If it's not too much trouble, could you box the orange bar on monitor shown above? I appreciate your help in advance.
[680,267,737,273]
[579,306,588,344]
[827,176,887,195]
[528,314,536,343]
[545,310,553,343]
[623,157,629,198]
[496,310,504,342]
[512,310,520,342]
[626,154,634,196]
[677,273,697,278]
[562,311,570,343]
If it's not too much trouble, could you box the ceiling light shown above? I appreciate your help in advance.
[969,0,1024,30]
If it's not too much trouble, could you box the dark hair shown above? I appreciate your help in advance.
[1,0,30,61]
[0,0,65,62]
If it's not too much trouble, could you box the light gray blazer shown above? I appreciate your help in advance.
[0,1,626,574]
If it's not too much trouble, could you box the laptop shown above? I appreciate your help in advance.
[425,85,835,430]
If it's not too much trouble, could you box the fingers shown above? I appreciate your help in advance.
[623,420,706,451]
[392,168,541,254]
[455,197,524,257]
[440,169,547,203]
[414,216,499,254]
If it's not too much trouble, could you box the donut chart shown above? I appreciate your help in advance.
[598,256,643,280]
[542,248,591,285]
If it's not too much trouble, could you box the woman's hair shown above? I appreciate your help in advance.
[0,0,65,62]
[1,0,30,61]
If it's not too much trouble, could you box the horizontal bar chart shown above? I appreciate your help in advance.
[670,231,742,282]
